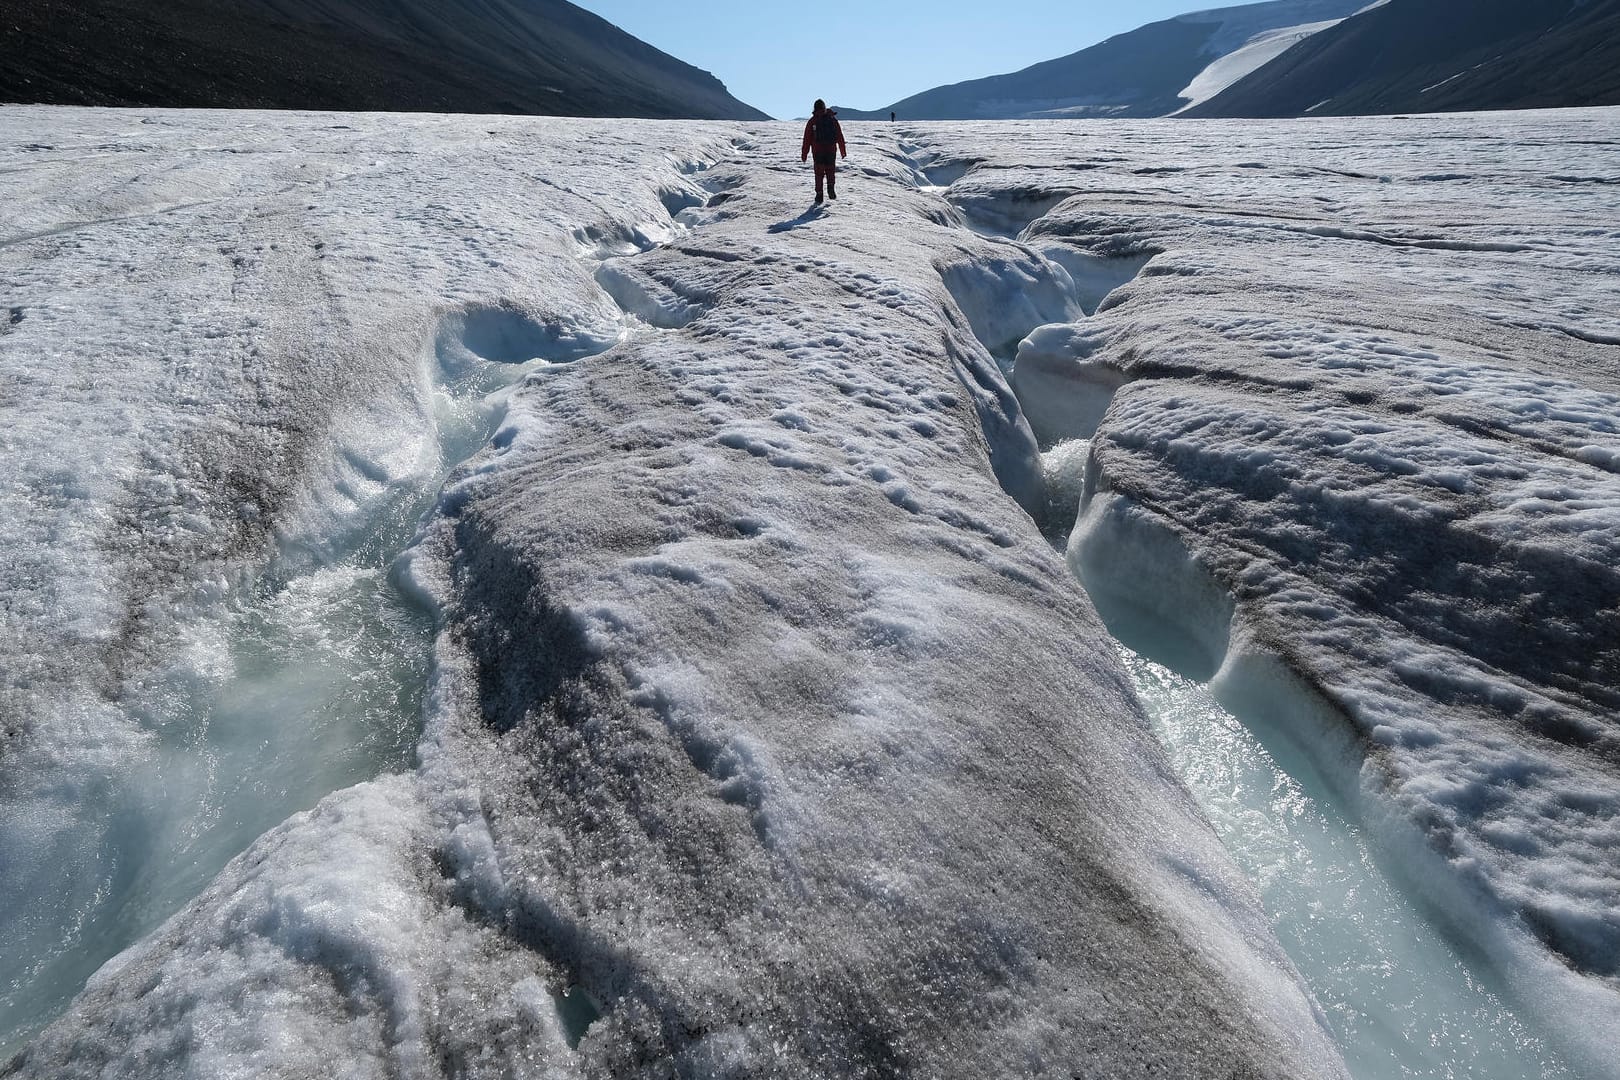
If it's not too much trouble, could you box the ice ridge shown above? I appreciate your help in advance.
[910,111,1620,1077]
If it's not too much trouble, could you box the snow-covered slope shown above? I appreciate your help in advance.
[3,104,1618,1078]
[841,0,1368,120]
[1174,19,1346,112]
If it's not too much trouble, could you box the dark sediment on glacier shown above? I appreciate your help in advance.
[1,111,1342,1078]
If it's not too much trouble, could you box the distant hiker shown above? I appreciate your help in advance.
[890,112,896,122]
[801,99,846,204]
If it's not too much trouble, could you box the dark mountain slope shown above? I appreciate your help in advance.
[842,18,1216,121]
[839,0,1370,121]
[1187,0,1620,117]
[0,0,768,119]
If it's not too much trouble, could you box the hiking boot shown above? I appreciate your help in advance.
[828,187,837,200]
[814,193,824,204]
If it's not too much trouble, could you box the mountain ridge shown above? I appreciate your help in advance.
[1186,0,1620,117]
[838,0,1371,120]
[841,0,1620,122]
[0,0,769,119]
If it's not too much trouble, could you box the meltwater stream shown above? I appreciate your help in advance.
[1045,442,1578,1080]
[0,345,547,1059]
[1125,652,1577,1080]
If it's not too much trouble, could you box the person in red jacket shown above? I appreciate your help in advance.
[801,99,846,204]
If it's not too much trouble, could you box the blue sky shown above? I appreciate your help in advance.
[573,1,1209,119]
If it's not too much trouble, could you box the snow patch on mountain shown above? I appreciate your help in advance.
[1177,20,1347,110]
[1179,0,1392,57]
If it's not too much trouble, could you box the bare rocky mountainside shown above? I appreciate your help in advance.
[1187,0,1620,117]
[840,0,1371,120]
[846,0,1620,121]
[0,0,768,118]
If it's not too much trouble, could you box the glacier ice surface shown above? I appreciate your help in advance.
[3,103,1618,1078]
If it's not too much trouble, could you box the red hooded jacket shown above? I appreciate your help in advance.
[801,108,846,161]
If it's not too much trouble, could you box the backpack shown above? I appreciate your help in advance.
[813,111,839,145]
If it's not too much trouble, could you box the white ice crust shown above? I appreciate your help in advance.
[4,102,1617,1078]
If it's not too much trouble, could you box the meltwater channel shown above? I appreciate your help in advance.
[0,343,545,1059]
[1044,440,1578,1080]
[1,384,1585,1078]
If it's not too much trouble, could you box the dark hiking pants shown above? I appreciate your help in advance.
[813,148,837,197]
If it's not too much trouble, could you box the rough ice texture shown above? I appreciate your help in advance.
[1,110,1344,1077]
[3,776,579,1078]
[909,112,1620,1074]
[0,111,739,1058]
